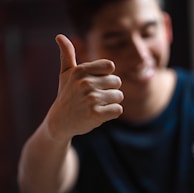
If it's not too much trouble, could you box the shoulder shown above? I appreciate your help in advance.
[173,67,194,110]
[173,67,194,92]
[175,67,194,82]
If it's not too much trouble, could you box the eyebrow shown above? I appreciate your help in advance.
[141,20,158,30]
[101,20,159,40]
[102,30,126,40]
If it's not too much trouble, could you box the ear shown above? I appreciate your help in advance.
[162,12,173,44]
[70,35,89,63]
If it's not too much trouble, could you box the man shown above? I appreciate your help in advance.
[18,0,194,192]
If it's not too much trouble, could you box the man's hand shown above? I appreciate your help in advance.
[46,34,124,141]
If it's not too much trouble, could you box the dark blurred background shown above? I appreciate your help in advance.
[0,0,193,192]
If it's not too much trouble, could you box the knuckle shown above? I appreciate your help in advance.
[102,59,115,69]
[95,59,115,72]
[90,105,102,117]
[114,76,122,88]
[113,105,123,117]
[87,92,100,104]
[117,76,122,86]
[105,62,115,72]
[111,90,124,102]
[79,78,94,90]
[74,65,86,77]
[109,75,122,88]
[119,90,124,101]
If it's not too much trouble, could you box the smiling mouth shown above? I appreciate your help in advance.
[137,65,155,79]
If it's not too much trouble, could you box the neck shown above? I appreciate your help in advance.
[120,69,176,123]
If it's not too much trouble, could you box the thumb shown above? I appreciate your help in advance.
[55,34,77,73]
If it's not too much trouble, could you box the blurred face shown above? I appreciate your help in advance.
[76,0,172,95]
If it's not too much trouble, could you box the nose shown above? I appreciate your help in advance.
[129,35,149,64]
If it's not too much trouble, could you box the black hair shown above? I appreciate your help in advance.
[64,0,165,38]
[64,0,123,38]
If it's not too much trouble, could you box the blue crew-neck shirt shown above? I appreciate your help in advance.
[72,68,194,193]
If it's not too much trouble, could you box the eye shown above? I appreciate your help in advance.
[142,26,156,38]
[141,21,158,39]
[103,39,128,50]
[102,31,129,50]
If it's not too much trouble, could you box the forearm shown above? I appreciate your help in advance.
[17,34,123,193]
[18,120,78,193]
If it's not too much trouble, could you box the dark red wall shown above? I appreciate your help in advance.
[0,0,192,193]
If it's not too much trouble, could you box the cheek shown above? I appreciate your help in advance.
[155,44,170,67]
[150,39,170,67]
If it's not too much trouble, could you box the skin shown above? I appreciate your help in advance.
[18,0,176,193]
[74,0,175,122]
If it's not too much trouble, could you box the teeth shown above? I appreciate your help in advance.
[138,66,154,79]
